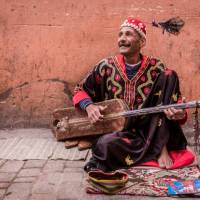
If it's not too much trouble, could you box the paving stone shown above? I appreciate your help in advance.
[4,183,32,200]
[32,172,63,194]
[61,171,84,182]
[85,150,92,162]
[57,182,82,200]
[64,167,84,172]
[0,160,7,167]
[42,160,65,172]
[0,129,53,139]
[65,160,85,168]
[23,160,46,168]
[0,173,16,182]
[29,193,56,200]
[17,168,41,177]
[56,171,83,200]
[0,189,6,199]
[0,161,24,173]
[1,195,20,200]
[0,182,9,189]
[14,177,36,183]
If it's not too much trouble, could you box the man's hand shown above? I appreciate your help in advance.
[85,104,107,124]
[164,107,186,120]
[164,97,187,120]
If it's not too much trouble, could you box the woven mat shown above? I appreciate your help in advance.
[86,165,200,197]
[0,137,89,160]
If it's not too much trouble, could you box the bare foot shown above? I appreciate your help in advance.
[158,146,173,169]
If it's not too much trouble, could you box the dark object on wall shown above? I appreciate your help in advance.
[152,17,185,35]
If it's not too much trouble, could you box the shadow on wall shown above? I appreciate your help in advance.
[0,79,73,128]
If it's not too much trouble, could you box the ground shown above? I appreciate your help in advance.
[0,128,199,200]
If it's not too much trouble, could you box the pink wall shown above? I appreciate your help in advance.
[0,0,199,127]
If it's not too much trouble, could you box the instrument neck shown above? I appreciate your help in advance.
[122,101,199,117]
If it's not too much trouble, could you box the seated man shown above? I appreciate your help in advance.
[73,17,188,172]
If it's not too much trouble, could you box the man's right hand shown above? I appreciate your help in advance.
[85,104,107,124]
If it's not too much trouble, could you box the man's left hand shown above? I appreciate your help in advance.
[164,108,186,120]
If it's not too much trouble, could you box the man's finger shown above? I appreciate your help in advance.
[164,110,170,117]
[90,116,98,124]
[92,113,100,121]
[99,105,107,111]
[165,109,174,116]
[164,109,173,120]
[170,107,180,114]
[94,110,104,119]
[182,97,186,103]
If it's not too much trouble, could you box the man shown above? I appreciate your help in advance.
[73,17,188,172]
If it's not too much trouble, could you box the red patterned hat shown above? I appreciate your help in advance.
[120,17,146,39]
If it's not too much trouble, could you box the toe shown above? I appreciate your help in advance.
[158,161,165,168]
[166,160,173,169]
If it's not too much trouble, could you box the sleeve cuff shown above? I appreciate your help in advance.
[79,98,93,110]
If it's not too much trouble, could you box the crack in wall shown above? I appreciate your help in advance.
[49,78,72,100]
[0,79,72,102]
[16,82,29,88]
[0,88,13,101]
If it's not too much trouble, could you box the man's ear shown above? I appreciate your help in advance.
[139,38,146,48]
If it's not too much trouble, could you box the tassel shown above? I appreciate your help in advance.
[152,17,185,35]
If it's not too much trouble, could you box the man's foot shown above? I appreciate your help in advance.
[84,163,99,173]
[158,146,173,169]
[78,139,93,151]
[84,157,109,173]
[84,157,98,172]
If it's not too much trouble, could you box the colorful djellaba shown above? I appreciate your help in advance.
[73,18,191,172]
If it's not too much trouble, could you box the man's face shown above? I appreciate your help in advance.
[118,27,144,56]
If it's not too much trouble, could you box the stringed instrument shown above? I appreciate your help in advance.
[52,99,200,141]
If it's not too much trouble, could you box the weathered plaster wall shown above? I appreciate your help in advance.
[0,0,199,128]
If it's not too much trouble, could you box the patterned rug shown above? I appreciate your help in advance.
[86,165,200,197]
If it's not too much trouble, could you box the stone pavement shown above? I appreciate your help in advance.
[0,129,198,200]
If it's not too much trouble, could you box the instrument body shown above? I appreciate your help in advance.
[52,99,200,141]
[52,99,129,141]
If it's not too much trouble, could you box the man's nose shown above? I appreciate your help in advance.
[119,35,126,42]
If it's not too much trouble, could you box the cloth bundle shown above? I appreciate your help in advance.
[167,179,200,197]
[87,170,129,194]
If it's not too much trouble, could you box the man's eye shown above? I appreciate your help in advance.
[126,32,132,36]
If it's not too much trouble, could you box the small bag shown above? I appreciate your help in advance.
[87,170,128,194]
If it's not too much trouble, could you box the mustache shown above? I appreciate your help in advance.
[118,42,130,47]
